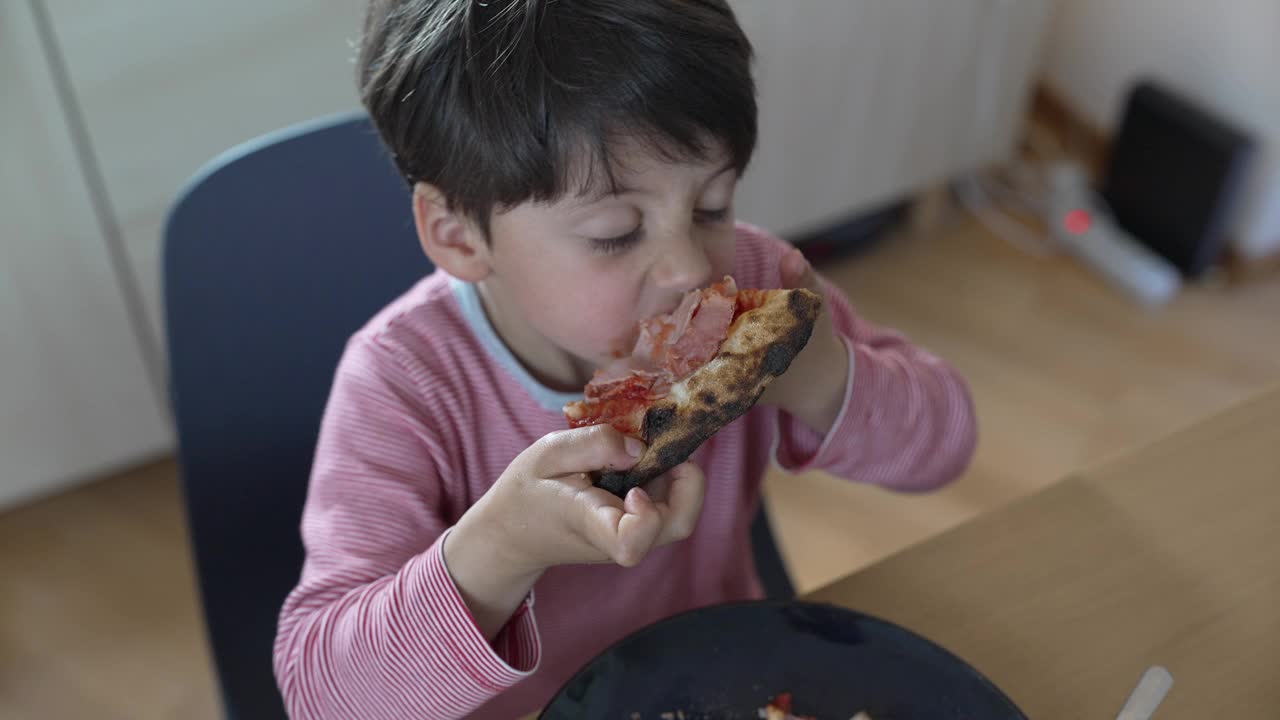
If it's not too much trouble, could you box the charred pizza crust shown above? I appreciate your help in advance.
[594,287,823,497]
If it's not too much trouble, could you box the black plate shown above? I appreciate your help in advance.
[540,601,1026,719]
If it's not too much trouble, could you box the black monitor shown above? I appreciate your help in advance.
[1101,79,1255,277]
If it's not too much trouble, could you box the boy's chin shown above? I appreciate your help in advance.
[562,351,611,386]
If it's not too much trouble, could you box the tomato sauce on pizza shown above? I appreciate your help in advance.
[566,277,746,436]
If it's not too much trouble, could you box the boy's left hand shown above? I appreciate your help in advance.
[759,248,850,434]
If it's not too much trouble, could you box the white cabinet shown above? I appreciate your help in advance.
[42,0,367,348]
[2,2,363,507]
[732,0,1053,235]
[1,2,170,509]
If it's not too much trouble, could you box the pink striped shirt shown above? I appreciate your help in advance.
[273,223,976,719]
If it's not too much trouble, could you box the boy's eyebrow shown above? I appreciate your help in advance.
[700,161,738,188]
[580,182,636,205]
[575,161,737,206]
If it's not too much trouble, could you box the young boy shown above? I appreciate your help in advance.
[273,1,977,718]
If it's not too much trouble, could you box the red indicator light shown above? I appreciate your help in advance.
[1064,209,1092,236]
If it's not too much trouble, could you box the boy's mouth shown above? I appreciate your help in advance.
[605,291,697,361]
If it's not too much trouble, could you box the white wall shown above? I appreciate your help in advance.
[1041,0,1280,259]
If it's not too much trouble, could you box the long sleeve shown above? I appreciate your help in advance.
[773,273,978,491]
[272,336,540,720]
[733,222,977,492]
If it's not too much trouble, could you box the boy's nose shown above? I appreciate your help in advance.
[652,232,713,293]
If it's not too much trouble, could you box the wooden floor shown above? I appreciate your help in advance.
[0,458,219,720]
[3,213,1279,718]
[768,210,1280,591]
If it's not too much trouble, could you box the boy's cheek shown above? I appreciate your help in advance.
[552,289,641,359]
[707,228,737,283]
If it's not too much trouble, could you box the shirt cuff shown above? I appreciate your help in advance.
[421,529,542,686]
[774,334,861,472]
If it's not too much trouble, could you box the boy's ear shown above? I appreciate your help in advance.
[412,183,492,282]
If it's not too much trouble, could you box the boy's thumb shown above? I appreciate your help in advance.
[531,425,645,477]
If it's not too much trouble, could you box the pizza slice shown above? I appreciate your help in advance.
[564,275,822,497]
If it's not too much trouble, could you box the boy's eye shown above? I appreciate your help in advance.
[695,207,729,223]
[590,227,642,255]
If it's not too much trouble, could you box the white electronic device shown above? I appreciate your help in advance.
[1046,163,1183,306]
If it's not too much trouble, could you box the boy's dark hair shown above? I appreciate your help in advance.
[357,0,757,233]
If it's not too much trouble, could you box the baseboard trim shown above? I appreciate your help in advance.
[1028,80,1110,177]
[786,198,911,265]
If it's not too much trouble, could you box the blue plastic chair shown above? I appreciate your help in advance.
[163,111,429,719]
[163,111,793,719]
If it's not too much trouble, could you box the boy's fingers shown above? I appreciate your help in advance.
[644,472,674,502]
[560,482,636,559]
[612,488,663,566]
[780,248,820,292]
[657,463,706,545]
[567,486,625,558]
[530,425,646,478]
[572,485,661,567]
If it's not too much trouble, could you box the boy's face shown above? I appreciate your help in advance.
[482,139,739,385]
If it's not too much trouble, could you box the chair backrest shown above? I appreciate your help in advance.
[163,111,431,719]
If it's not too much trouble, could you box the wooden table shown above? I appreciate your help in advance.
[808,384,1280,717]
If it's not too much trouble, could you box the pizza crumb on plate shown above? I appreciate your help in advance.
[759,692,871,720]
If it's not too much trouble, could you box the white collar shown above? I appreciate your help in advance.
[451,278,584,412]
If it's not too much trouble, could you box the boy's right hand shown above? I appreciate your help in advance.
[443,425,705,639]
[465,424,705,571]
